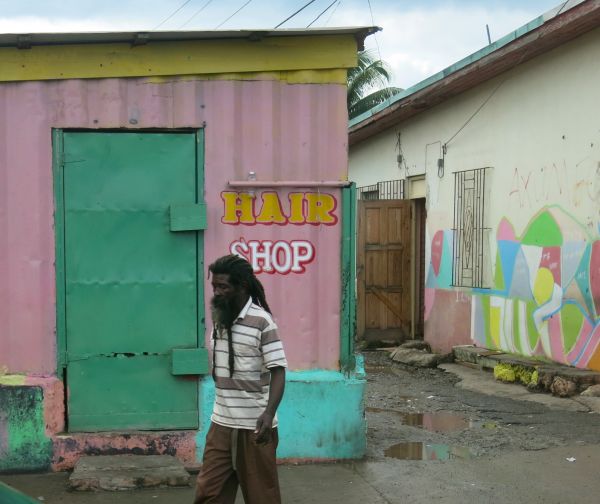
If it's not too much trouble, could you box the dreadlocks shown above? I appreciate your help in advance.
[209,254,272,378]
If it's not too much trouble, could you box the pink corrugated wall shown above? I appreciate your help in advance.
[0,77,348,374]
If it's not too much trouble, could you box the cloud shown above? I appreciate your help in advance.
[329,3,555,88]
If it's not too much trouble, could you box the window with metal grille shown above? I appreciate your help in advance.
[452,168,491,288]
[357,179,405,200]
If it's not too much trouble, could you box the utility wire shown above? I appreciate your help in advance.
[444,79,505,147]
[274,0,318,29]
[306,0,338,27]
[366,0,383,63]
[153,0,194,30]
[215,0,254,29]
[444,42,538,149]
[324,0,341,26]
[366,0,395,100]
[179,0,214,29]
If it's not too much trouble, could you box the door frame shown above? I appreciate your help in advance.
[52,128,206,379]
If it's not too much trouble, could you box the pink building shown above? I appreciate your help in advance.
[0,28,373,472]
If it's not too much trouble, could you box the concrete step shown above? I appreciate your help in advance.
[453,345,600,397]
[69,455,191,491]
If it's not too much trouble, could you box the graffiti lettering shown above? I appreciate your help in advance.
[230,238,315,274]
[508,162,598,210]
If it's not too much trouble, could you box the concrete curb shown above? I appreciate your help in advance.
[453,345,600,398]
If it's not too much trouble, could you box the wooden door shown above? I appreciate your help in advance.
[357,200,412,342]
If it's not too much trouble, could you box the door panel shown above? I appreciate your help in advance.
[358,200,412,342]
[68,356,198,431]
[62,132,200,431]
[365,208,381,243]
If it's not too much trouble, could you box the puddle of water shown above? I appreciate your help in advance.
[384,442,474,460]
[367,408,499,433]
[366,409,472,433]
[400,412,471,432]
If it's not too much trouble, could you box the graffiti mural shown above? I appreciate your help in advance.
[426,206,600,371]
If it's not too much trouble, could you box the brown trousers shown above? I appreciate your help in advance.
[194,422,281,504]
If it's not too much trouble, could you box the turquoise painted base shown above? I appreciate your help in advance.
[0,359,366,472]
[0,386,52,473]
[196,356,367,460]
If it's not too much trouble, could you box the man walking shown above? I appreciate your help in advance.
[194,254,287,504]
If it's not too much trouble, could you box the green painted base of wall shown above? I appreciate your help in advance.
[0,386,52,473]
[0,359,366,472]
[196,357,367,461]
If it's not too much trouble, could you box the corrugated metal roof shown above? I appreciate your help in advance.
[0,26,379,49]
[348,0,595,142]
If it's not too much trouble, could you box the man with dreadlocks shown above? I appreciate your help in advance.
[194,254,287,504]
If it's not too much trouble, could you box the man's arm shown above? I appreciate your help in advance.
[255,366,285,443]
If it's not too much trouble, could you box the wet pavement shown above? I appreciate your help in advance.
[3,351,600,503]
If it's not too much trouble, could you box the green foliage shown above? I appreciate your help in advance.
[494,363,516,382]
[494,363,539,385]
[347,50,402,119]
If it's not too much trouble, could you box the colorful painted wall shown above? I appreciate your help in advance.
[426,207,600,370]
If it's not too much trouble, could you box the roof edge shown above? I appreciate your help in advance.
[349,0,597,144]
[0,26,379,49]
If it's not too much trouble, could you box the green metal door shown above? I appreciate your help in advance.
[60,131,206,432]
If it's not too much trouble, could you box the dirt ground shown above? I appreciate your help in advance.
[3,351,600,503]
[363,351,600,459]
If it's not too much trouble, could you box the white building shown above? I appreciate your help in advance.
[348,0,600,370]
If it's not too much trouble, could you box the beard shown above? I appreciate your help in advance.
[210,295,238,330]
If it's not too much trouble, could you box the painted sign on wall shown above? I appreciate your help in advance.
[221,191,338,275]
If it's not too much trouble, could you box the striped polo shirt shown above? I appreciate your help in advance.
[211,297,287,430]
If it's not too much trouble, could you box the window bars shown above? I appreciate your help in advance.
[357,179,405,200]
[452,168,490,288]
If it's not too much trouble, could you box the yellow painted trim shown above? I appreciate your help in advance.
[0,374,27,385]
[147,69,348,85]
[0,35,357,82]
[282,69,347,84]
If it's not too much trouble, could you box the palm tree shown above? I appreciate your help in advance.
[347,50,402,119]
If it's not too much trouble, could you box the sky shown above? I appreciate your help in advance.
[0,0,566,88]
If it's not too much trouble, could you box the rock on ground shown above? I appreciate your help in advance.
[399,340,431,352]
[550,376,578,398]
[390,347,450,368]
[581,384,600,397]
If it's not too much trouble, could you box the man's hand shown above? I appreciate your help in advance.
[255,411,274,444]
[255,366,285,445]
